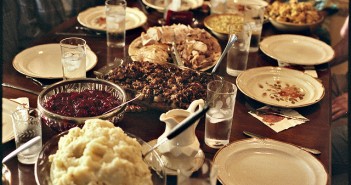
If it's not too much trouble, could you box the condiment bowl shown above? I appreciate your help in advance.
[37,78,127,133]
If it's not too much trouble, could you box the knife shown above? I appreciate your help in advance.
[243,131,321,155]
[2,83,40,95]
[253,110,309,122]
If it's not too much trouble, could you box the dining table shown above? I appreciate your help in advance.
[2,0,332,184]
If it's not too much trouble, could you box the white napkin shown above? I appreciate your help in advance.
[2,97,30,143]
[249,106,309,133]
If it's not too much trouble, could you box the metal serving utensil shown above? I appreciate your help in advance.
[243,131,321,155]
[2,136,41,163]
[211,34,238,74]
[2,83,40,95]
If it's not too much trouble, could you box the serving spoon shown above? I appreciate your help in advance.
[211,34,238,74]
[2,136,41,163]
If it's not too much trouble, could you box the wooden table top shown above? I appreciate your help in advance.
[2,1,331,184]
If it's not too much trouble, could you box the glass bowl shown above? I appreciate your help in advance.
[37,78,127,133]
[35,131,166,185]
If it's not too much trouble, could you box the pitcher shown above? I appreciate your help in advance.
[157,99,205,173]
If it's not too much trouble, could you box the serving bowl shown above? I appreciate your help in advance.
[37,78,127,133]
[269,16,324,32]
[35,131,166,185]
[204,14,244,39]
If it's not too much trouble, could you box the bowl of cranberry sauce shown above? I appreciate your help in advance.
[37,78,127,133]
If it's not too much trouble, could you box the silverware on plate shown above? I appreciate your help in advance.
[243,131,321,155]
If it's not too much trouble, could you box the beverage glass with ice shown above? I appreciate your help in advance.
[11,108,42,164]
[205,80,237,149]
[105,0,126,48]
[60,37,87,79]
[244,4,265,52]
[226,23,252,77]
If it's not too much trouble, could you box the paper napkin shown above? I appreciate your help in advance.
[249,106,309,133]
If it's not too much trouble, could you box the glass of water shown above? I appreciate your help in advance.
[11,108,42,164]
[105,0,126,48]
[226,23,252,77]
[60,37,87,79]
[205,80,237,149]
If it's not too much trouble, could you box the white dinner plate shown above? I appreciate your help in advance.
[2,98,18,143]
[142,0,203,12]
[13,44,97,79]
[260,34,334,65]
[236,67,325,108]
[214,138,327,185]
[77,6,147,31]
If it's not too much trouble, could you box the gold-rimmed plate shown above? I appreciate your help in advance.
[214,138,327,185]
[236,66,325,108]
[260,34,334,65]
[142,0,203,12]
[12,44,97,79]
[77,6,147,31]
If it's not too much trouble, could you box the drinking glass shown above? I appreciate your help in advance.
[244,4,265,52]
[226,23,252,76]
[60,37,87,79]
[105,0,126,48]
[205,80,237,149]
[11,108,42,164]
[176,158,218,185]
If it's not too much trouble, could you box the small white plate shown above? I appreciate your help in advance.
[214,138,327,185]
[12,44,97,79]
[77,6,147,31]
[260,34,334,65]
[2,98,20,143]
[236,67,325,108]
[142,0,203,12]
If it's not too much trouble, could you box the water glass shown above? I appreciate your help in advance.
[60,37,87,79]
[11,108,42,164]
[244,4,265,52]
[176,158,218,185]
[226,23,252,77]
[105,0,126,48]
[205,80,237,149]
[210,0,226,14]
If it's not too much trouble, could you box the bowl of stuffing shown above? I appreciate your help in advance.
[37,78,127,133]
[267,0,324,32]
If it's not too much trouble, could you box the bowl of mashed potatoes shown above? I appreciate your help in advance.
[35,119,165,185]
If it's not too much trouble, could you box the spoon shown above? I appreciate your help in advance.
[143,105,210,159]
[2,136,41,163]
[26,76,48,89]
[104,94,142,114]
[211,34,238,74]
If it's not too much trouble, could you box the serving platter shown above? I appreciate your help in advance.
[96,59,221,111]
[142,0,203,12]
[77,6,147,31]
[13,44,97,79]
[236,66,325,108]
[214,138,327,185]
[35,131,165,185]
[128,25,221,72]
[260,34,334,65]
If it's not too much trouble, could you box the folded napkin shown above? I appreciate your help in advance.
[2,97,30,143]
[10,97,30,108]
[249,106,309,133]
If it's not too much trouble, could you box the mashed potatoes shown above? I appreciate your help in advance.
[49,119,152,185]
